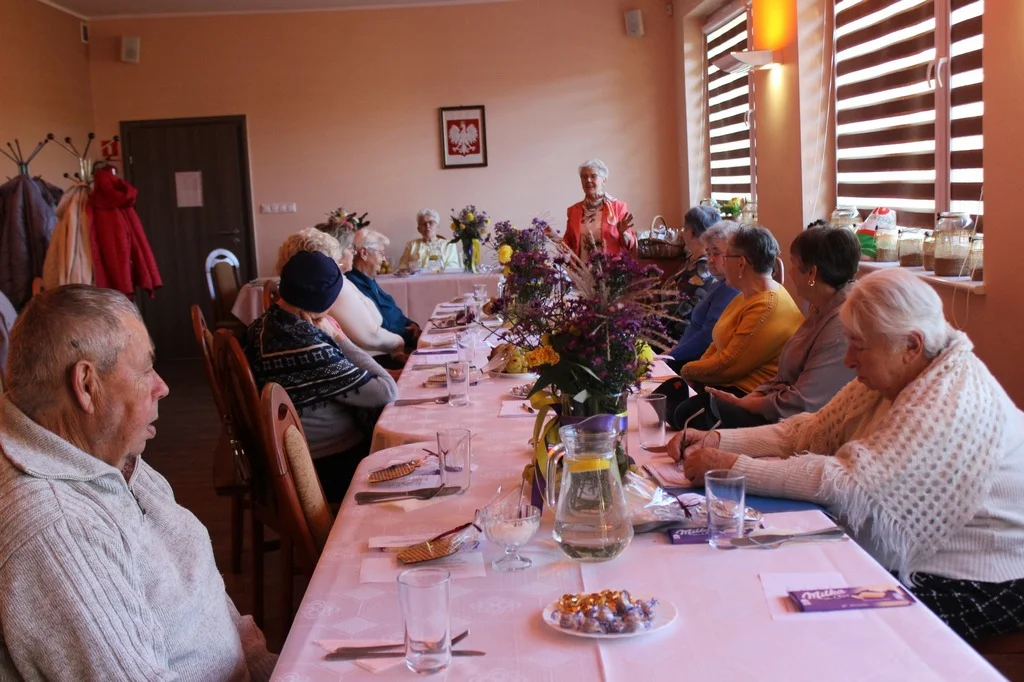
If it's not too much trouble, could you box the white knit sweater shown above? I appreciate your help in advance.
[0,399,277,681]
[720,334,1024,583]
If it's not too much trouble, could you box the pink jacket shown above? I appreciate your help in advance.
[564,198,636,257]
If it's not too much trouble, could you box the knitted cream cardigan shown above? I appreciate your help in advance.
[722,331,1024,582]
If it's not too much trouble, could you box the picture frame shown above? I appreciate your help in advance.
[439,105,487,169]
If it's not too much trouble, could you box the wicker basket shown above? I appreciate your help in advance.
[638,215,685,259]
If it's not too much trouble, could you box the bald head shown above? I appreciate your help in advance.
[6,285,140,419]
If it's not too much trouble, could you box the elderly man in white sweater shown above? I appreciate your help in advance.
[669,268,1024,641]
[0,285,276,680]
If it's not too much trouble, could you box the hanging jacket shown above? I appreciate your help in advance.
[89,167,162,299]
[0,176,59,309]
[42,183,93,291]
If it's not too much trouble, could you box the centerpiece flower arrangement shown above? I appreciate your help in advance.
[326,207,371,231]
[449,205,491,273]
[489,223,672,508]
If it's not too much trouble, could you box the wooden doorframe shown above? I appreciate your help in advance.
[119,114,258,282]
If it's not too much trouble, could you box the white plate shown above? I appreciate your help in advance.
[541,596,677,639]
[488,371,537,380]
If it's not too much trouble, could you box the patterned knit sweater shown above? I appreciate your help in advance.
[720,332,1024,583]
[0,399,277,680]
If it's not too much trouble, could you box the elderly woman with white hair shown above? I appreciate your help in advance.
[668,268,1024,640]
[347,228,421,350]
[398,209,462,271]
[561,159,636,258]
[276,228,406,362]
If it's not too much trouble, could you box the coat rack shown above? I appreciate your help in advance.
[49,132,118,184]
[0,137,50,176]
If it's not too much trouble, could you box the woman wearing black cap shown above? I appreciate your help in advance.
[246,250,398,501]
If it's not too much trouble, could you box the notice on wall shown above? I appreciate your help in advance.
[175,171,203,208]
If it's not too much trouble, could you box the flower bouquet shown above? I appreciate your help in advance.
[326,207,371,231]
[490,228,673,509]
[449,205,491,273]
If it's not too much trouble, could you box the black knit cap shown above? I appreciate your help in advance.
[278,250,344,313]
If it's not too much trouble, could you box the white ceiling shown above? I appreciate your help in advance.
[39,0,511,20]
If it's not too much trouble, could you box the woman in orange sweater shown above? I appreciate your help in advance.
[662,225,804,430]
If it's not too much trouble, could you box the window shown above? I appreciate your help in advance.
[834,0,983,228]
[704,5,756,203]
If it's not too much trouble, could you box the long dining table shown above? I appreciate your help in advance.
[272,303,1004,681]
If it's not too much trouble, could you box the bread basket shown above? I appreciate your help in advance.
[638,215,685,259]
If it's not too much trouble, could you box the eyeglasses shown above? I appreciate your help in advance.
[722,253,746,261]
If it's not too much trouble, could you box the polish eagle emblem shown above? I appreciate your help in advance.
[447,120,480,156]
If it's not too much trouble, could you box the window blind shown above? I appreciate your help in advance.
[705,10,755,203]
[835,0,938,228]
[948,0,983,218]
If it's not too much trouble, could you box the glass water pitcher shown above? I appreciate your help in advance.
[546,415,633,562]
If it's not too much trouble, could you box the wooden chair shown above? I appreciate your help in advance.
[215,330,292,643]
[259,382,333,577]
[262,279,280,313]
[206,248,246,336]
[772,256,785,285]
[190,304,247,574]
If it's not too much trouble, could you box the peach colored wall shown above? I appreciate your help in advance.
[85,0,681,274]
[0,0,94,186]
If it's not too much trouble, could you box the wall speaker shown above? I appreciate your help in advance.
[624,9,645,38]
[121,36,141,63]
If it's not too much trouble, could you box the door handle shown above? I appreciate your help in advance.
[231,237,241,245]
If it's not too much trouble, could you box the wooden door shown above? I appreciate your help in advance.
[121,116,255,359]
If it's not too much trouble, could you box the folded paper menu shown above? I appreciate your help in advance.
[498,400,536,418]
[788,586,915,612]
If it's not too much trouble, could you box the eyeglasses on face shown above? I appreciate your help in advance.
[722,253,746,261]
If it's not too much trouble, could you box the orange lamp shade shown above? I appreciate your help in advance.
[752,0,796,51]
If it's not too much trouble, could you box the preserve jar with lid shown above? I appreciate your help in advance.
[968,234,984,282]
[923,232,937,271]
[875,224,899,262]
[830,206,860,231]
[933,212,973,277]
[899,228,927,267]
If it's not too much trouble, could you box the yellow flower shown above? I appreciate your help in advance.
[541,333,550,346]
[466,212,475,222]
[451,222,457,231]
[525,345,560,368]
[485,218,491,224]
[497,244,514,264]
[503,265,511,276]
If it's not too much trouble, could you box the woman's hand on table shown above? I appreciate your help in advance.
[680,448,739,486]
[667,428,721,463]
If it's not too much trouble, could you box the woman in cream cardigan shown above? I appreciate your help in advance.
[670,268,1024,640]
[398,209,462,271]
[663,225,803,429]
[276,228,407,364]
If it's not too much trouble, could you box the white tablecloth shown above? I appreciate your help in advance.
[273,308,1001,681]
[230,272,500,328]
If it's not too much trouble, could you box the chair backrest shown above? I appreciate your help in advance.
[215,330,271,505]
[190,304,227,417]
[772,255,785,285]
[206,249,242,321]
[262,279,280,313]
[259,382,333,571]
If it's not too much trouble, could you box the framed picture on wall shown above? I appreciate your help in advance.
[439,105,487,169]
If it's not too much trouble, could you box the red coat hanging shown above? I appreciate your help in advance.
[88,167,162,298]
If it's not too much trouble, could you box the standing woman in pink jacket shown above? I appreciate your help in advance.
[558,159,637,258]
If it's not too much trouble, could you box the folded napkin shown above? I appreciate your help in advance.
[498,400,537,418]
[315,639,403,673]
[422,336,456,347]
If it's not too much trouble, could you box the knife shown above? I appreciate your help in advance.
[355,486,462,504]
[327,649,486,661]
[412,349,457,355]
[393,398,445,406]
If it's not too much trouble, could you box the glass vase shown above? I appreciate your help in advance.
[462,238,479,273]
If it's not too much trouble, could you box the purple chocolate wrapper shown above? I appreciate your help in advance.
[788,586,916,612]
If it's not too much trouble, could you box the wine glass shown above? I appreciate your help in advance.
[481,504,540,571]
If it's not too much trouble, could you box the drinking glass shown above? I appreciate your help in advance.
[473,283,488,304]
[456,330,480,365]
[705,470,746,549]
[397,568,451,675]
[481,504,541,571]
[637,394,667,451]
[445,361,470,407]
[436,428,471,493]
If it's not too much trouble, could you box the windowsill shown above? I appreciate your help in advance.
[857,261,986,296]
